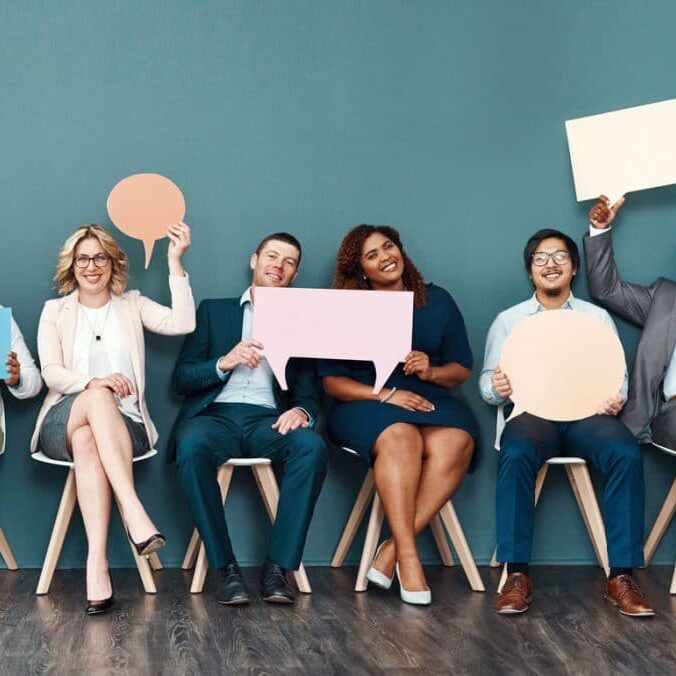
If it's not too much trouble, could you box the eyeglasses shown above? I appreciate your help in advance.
[531,250,570,266]
[74,254,110,269]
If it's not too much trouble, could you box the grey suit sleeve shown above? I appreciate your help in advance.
[583,230,655,328]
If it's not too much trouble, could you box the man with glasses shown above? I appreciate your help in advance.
[480,228,653,617]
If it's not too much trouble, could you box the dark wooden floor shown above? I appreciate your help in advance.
[0,566,674,675]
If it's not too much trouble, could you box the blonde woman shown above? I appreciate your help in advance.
[32,223,195,614]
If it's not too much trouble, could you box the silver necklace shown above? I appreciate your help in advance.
[80,302,112,342]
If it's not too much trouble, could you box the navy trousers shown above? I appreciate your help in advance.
[496,413,644,568]
[175,403,327,570]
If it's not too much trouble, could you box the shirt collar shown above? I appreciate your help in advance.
[528,291,576,314]
[239,287,253,307]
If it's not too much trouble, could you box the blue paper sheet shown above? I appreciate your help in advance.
[0,308,11,379]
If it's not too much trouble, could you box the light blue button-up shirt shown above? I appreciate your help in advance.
[480,292,629,448]
[213,288,313,426]
[214,287,277,408]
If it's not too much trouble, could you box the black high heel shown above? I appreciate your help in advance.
[126,527,166,557]
[86,574,114,616]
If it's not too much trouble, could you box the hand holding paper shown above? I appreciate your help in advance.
[589,195,626,230]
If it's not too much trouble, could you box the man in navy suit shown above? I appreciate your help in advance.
[169,233,327,605]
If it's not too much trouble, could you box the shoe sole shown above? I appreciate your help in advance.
[262,594,295,604]
[604,596,655,617]
[218,597,250,606]
[139,538,166,557]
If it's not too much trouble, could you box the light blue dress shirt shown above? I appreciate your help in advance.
[213,287,312,425]
[480,292,629,448]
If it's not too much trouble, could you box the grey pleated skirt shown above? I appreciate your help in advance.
[39,393,150,461]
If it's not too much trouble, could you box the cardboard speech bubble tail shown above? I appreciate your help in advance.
[265,352,289,391]
[372,358,399,395]
[143,239,155,269]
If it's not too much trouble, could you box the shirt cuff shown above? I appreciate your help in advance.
[215,361,228,380]
[589,223,610,237]
[296,407,314,428]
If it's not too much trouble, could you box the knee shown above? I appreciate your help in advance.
[376,423,422,461]
[294,432,328,476]
[498,439,539,471]
[607,439,643,472]
[79,387,116,410]
[175,434,214,471]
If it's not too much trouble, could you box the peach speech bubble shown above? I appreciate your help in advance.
[500,310,625,422]
[252,287,413,393]
[107,173,185,268]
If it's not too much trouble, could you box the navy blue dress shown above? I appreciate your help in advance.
[318,283,480,472]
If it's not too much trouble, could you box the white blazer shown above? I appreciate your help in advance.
[31,275,195,452]
[0,308,43,454]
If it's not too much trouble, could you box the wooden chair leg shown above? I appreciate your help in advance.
[566,464,609,576]
[355,491,385,592]
[252,463,311,593]
[182,529,201,570]
[190,464,234,594]
[438,501,485,592]
[0,525,18,570]
[430,513,454,567]
[149,552,163,571]
[670,561,676,595]
[644,476,676,565]
[491,464,549,569]
[36,470,77,595]
[330,470,376,567]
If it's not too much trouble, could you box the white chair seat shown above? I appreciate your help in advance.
[33,448,162,595]
[225,457,271,466]
[651,442,676,458]
[331,447,485,592]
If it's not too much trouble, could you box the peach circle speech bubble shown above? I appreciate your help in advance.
[107,173,185,268]
[500,309,625,422]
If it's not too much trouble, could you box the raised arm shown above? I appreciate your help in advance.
[584,196,655,328]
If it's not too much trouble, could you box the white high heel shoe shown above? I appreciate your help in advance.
[395,564,431,606]
[366,542,395,590]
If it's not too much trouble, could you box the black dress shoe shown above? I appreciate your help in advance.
[216,562,250,605]
[260,559,295,604]
[126,528,166,557]
[86,575,114,616]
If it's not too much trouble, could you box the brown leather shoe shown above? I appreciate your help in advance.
[604,575,655,617]
[496,572,532,614]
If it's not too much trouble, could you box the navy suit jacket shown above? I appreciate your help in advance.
[167,297,319,461]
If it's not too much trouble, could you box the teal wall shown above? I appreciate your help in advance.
[1,0,674,568]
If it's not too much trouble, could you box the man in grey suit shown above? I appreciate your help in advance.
[584,195,676,450]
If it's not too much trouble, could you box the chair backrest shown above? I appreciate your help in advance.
[32,449,158,468]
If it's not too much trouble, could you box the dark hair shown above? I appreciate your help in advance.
[523,228,579,278]
[333,224,428,307]
[256,232,302,265]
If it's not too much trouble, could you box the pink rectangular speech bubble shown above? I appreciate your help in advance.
[252,287,413,393]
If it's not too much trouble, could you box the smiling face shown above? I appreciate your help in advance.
[73,236,112,296]
[250,239,300,289]
[360,232,406,291]
[529,236,576,300]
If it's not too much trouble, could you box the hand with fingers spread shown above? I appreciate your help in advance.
[271,407,310,435]
[386,389,435,412]
[86,372,135,398]
[4,351,21,387]
[217,339,264,373]
[167,221,192,274]
[403,350,434,381]
[597,393,626,416]
[491,367,513,400]
[589,195,625,230]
